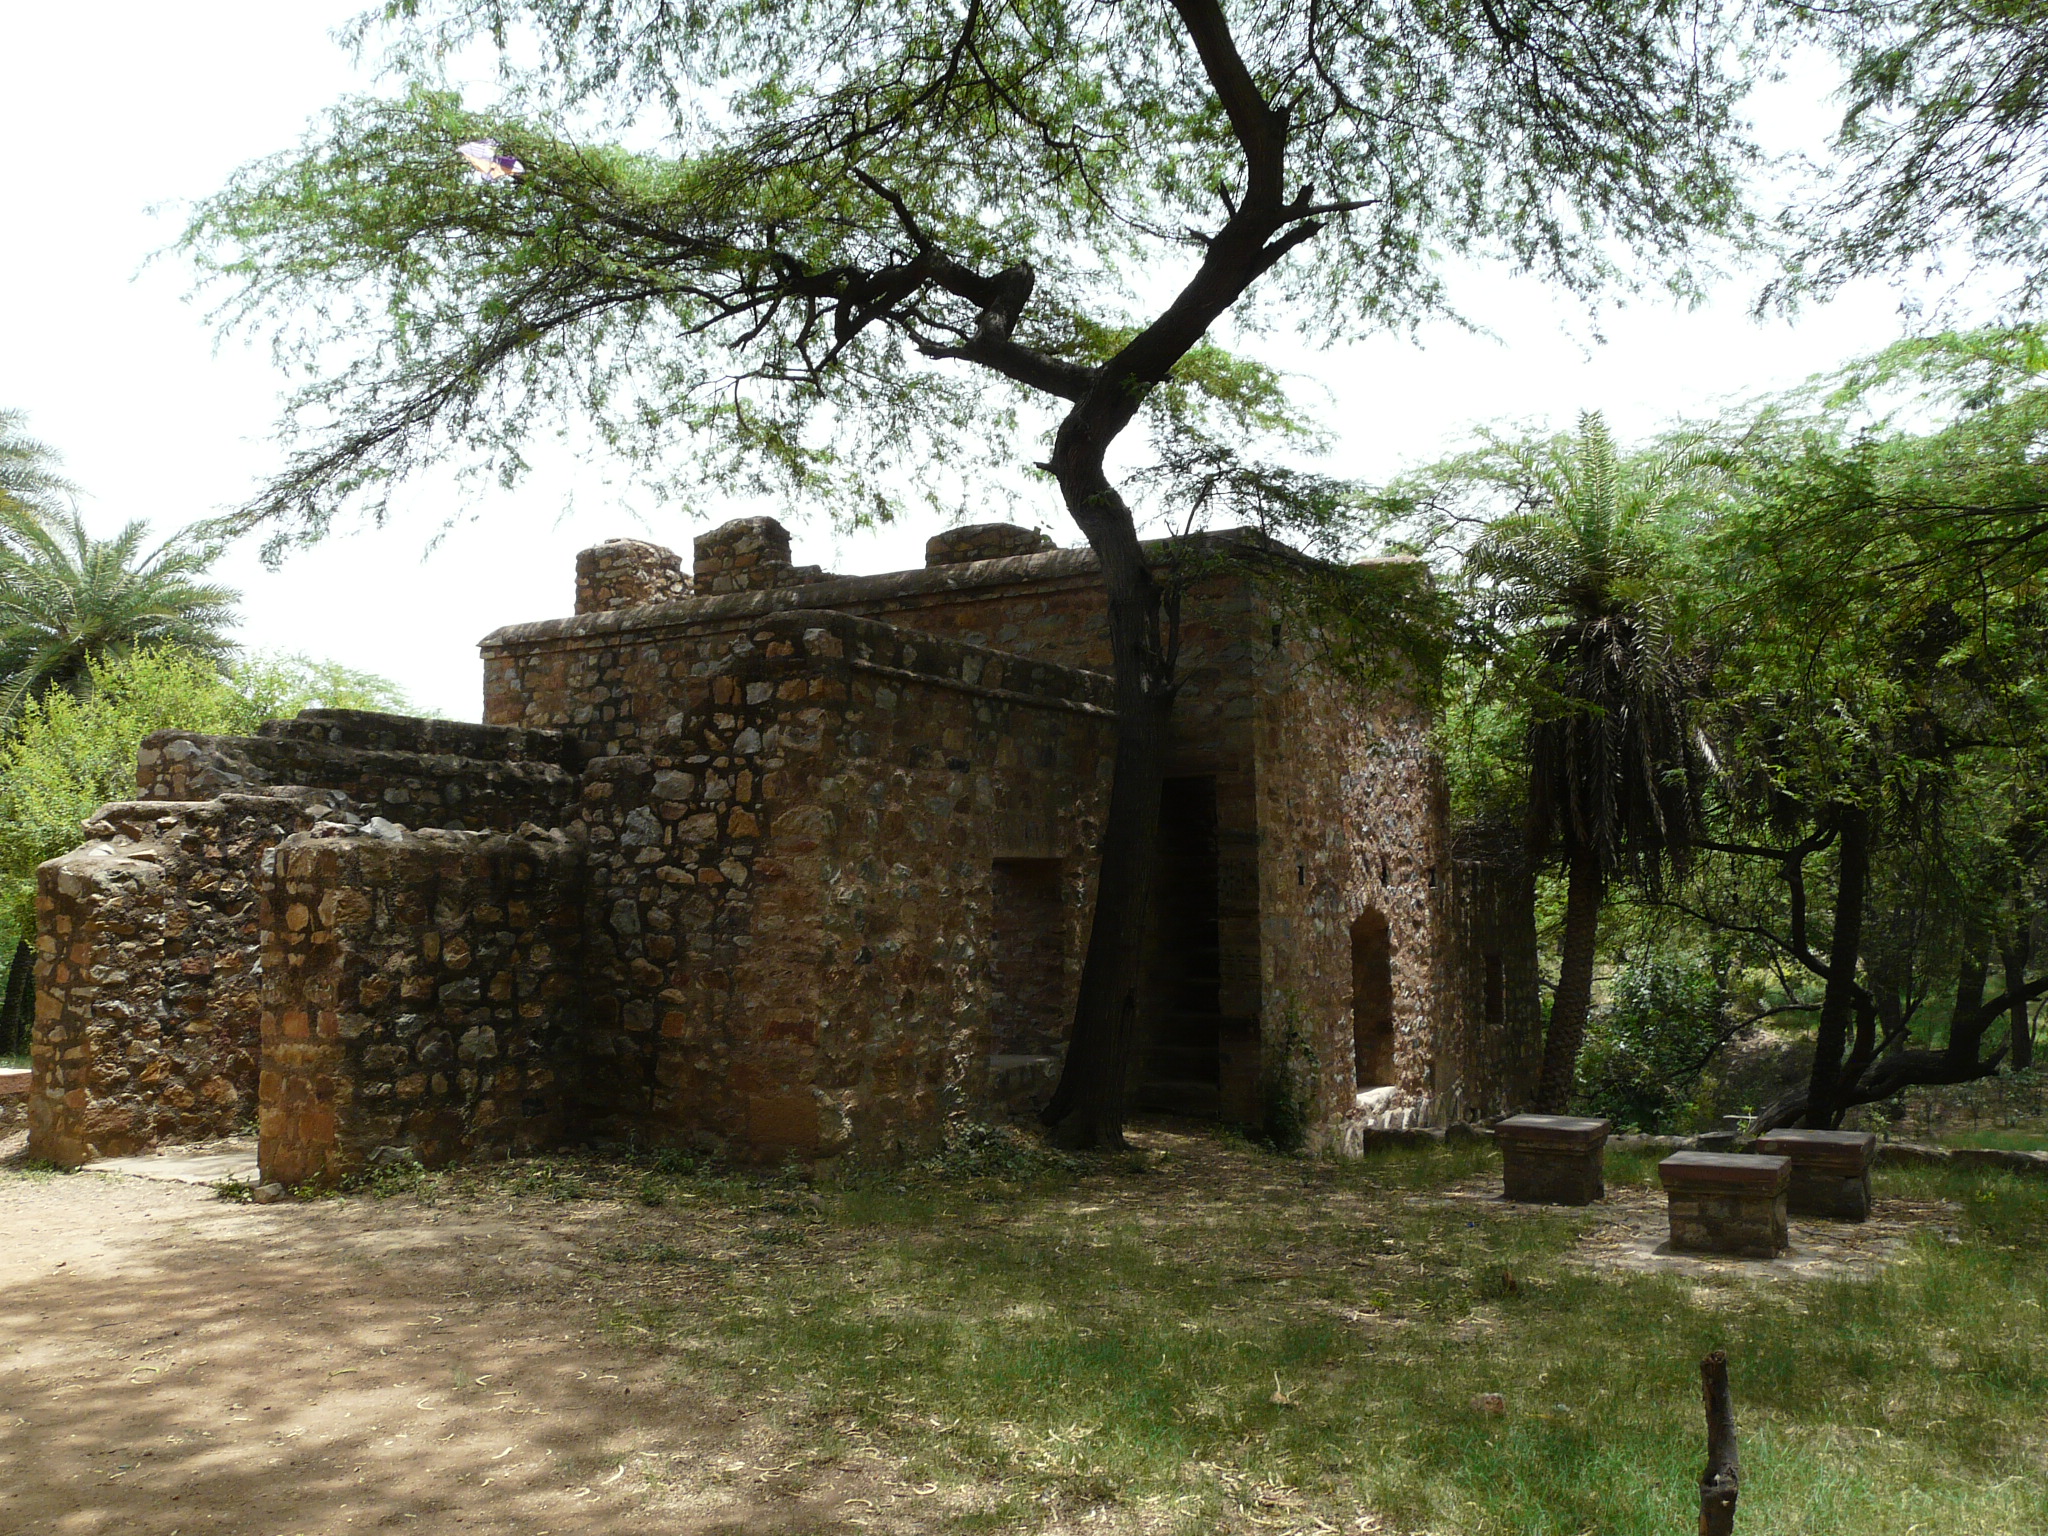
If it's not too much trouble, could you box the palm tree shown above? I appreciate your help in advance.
[1462,414,1704,1112]
[0,499,241,724]
[0,409,75,518]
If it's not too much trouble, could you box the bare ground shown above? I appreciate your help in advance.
[0,1130,912,1536]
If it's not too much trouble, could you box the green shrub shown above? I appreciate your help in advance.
[1574,959,1729,1131]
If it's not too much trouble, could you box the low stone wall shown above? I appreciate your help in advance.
[259,825,583,1186]
[137,710,581,832]
[29,792,336,1165]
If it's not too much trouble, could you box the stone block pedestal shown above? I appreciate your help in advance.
[1496,1114,1611,1205]
[1753,1128,1877,1221]
[1659,1152,1790,1258]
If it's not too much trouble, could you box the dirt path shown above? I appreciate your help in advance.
[0,1136,893,1536]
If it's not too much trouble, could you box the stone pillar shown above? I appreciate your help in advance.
[1753,1128,1877,1220]
[924,523,1056,566]
[1659,1152,1791,1258]
[692,516,826,594]
[574,539,690,614]
[1495,1113,1610,1204]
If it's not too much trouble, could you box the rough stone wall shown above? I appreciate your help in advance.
[480,531,1458,1144]
[259,825,583,1186]
[480,542,1126,749]
[28,792,337,1165]
[1439,824,1543,1121]
[137,710,580,832]
[1258,648,1450,1143]
[576,539,692,613]
[568,608,1113,1163]
[926,524,1056,566]
[692,517,828,594]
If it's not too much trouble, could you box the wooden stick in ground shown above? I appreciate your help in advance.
[1699,1349,1739,1536]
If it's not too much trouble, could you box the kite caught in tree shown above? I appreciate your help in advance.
[457,140,525,183]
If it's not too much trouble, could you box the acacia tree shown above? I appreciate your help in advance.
[1784,0,2048,314]
[1670,331,2048,1127]
[188,0,1780,1144]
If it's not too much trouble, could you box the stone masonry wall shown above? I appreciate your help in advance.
[29,791,338,1165]
[1440,824,1543,1121]
[137,710,580,832]
[259,825,583,1186]
[569,608,1114,1163]
[926,524,1056,566]
[481,530,1445,1144]
[692,517,828,595]
[576,539,692,613]
[1260,645,1450,1144]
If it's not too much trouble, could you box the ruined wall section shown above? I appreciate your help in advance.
[137,709,581,832]
[259,825,583,1187]
[576,539,691,613]
[565,608,1113,1162]
[1439,824,1543,1121]
[1254,640,1450,1144]
[29,791,341,1165]
[481,542,1123,748]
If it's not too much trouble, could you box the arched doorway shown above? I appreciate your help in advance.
[1351,908,1395,1089]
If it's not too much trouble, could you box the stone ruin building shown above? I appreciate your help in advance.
[26,518,1541,1183]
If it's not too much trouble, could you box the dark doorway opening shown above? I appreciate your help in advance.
[1352,908,1395,1089]
[989,858,1066,1058]
[1137,776,1224,1116]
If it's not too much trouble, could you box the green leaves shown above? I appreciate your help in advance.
[0,495,240,726]
[186,0,1775,547]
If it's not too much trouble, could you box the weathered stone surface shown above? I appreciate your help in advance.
[1754,1128,1877,1220]
[137,712,580,830]
[0,1067,27,1135]
[692,517,828,595]
[576,539,691,613]
[925,523,1056,566]
[1659,1151,1791,1258]
[1496,1114,1610,1205]
[28,792,340,1165]
[259,824,582,1186]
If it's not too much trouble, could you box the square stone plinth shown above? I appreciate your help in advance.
[1496,1114,1611,1205]
[1659,1152,1790,1258]
[1752,1128,1877,1220]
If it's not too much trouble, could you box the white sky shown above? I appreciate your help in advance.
[0,4,1940,721]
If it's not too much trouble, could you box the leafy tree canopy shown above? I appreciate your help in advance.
[186,0,1779,549]
[1786,0,2048,314]
[0,498,241,724]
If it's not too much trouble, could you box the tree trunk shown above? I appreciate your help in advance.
[0,938,32,1058]
[1802,804,1870,1129]
[1698,1350,1740,1536]
[1534,846,1605,1113]
[1040,457,1176,1148]
[2003,928,2034,1072]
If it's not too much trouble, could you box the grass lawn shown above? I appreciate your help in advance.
[1940,1127,2048,1153]
[375,1127,2047,1535]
